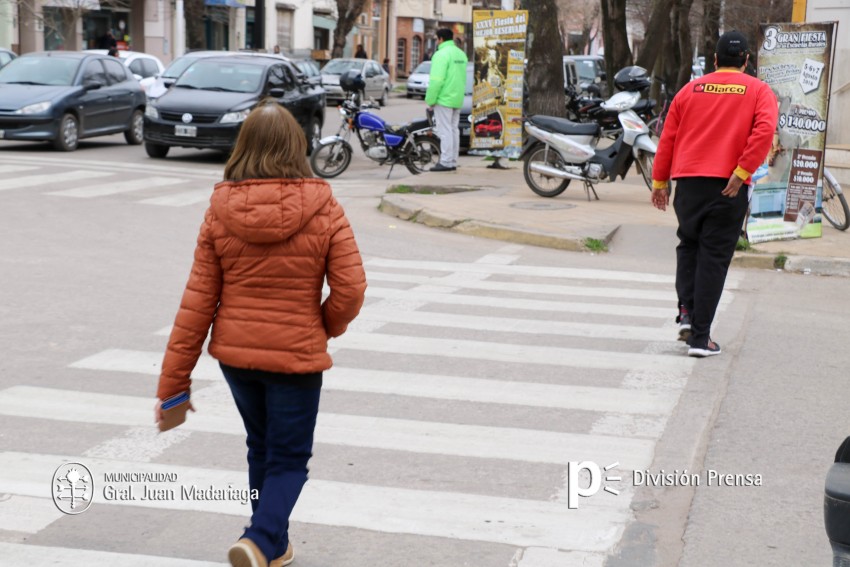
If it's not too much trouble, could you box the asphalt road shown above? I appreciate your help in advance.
[0,95,846,566]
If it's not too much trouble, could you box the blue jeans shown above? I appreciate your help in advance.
[221,364,322,562]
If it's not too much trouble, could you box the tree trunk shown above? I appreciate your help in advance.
[674,0,695,91]
[184,0,206,50]
[634,0,676,74]
[527,0,566,117]
[600,0,632,93]
[332,0,368,59]
[701,0,720,74]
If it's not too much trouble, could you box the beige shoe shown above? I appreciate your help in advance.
[269,543,294,567]
[228,538,268,567]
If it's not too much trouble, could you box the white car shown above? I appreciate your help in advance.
[85,49,164,91]
[406,61,430,98]
[320,58,391,106]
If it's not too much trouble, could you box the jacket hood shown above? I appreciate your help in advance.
[211,178,332,243]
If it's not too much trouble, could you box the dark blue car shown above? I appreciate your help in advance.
[0,51,146,151]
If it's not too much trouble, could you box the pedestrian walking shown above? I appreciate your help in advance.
[651,30,777,358]
[425,28,468,172]
[354,44,368,59]
[154,101,367,566]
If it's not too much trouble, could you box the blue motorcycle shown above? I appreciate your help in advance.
[310,71,440,178]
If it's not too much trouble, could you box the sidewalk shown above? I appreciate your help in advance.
[378,156,850,276]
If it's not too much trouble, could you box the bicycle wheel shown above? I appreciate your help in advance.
[523,144,570,197]
[310,141,352,178]
[634,150,655,191]
[822,170,850,231]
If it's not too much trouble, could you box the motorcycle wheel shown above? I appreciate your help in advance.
[310,141,352,178]
[523,144,570,197]
[406,135,441,174]
[634,150,655,191]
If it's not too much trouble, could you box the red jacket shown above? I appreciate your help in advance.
[157,178,367,400]
[652,70,778,186]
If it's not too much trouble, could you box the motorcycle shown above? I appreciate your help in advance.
[522,88,658,199]
[310,75,440,178]
[565,79,657,139]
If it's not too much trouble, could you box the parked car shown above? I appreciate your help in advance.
[406,61,430,98]
[0,48,16,69]
[320,58,390,105]
[85,49,164,83]
[293,59,322,86]
[143,55,325,158]
[140,50,228,99]
[563,55,608,97]
[0,51,146,151]
[459,63,473,151]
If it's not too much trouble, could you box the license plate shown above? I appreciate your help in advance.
[0,130,4,139]
[175,125,197,137]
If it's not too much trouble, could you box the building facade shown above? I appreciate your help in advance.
[395,0,472,78]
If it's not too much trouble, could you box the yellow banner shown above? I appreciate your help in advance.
[471,10,528,157]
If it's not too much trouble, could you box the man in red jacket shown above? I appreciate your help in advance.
[651,30,777,357]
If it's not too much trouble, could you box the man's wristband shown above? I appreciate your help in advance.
[652,180,670,190]
[733,166,751,180]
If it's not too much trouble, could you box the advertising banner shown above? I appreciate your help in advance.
[470,10,527,158]
[750,22,837,243]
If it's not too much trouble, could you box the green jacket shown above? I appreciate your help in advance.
[425,40,468,108]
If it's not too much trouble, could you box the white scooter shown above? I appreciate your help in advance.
[521,89,658,199]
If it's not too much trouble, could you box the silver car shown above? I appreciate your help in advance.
[320,58,391,106]
[406,61,430,99]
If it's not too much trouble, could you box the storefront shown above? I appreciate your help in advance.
[82,7,133,50]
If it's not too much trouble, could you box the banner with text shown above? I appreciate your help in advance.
[750,21,837,243]
[471,10,527,158]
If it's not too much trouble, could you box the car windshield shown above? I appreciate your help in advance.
[413,62,431,74]
[574,59,598,82]
[175,60,264,93]
[322,59,364,75]
[162,56,201,79]
[0,56,79,86]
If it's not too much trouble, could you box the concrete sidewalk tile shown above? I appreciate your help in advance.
[378,195,421,221]
[452,220,587,251]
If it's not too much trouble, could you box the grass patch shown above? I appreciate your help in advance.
[735,236,752,251]
[387,184,413,193]
[584,238,608,253]
[774,253,788,270]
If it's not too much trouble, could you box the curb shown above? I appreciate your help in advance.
[378,194,613,252]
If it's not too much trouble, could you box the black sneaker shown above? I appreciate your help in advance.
[688,339,721,358]
[676,307,691,342]
[430,163,455,172]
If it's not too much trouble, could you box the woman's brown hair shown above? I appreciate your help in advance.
[224,100,313,180]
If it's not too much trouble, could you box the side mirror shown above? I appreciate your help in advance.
[599,72,607,81]
[83,80,102,91]
[269,87,285,98]
[133,73,143,81]
[162,78,175,87]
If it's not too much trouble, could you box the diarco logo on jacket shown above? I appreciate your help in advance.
[182,113,193,124]
[694,83,747,95]
[52,462,94,515]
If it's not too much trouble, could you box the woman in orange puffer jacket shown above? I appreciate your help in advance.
[155,101,366,567]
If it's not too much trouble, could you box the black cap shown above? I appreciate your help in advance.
[716,30,748,57]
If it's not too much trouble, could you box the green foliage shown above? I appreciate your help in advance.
[774,253,788,270]
[584,238,608,252]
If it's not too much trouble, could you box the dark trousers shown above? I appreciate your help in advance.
[221,364,322,562]
[673,177,748,346]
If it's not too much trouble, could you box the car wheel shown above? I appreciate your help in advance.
[145,142,169,158]
[405,92,413,99]
[379,88,389,107]
[53,113,79,151]
[124,110,144,145]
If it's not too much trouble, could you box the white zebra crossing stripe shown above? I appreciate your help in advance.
[139,189,212,207]
[0,155,221,179]
[2,452,630,550]
[518,548,606,567]
[0,170,113,192]
[47,176,187,198]
[0,387,657,469]
[365,257,676,284]
[358,307,672,340]
[0,496,63,534]
[0,542,227,566]
[67,349,678,415]
[335,332,695,372]
[0,165,40,174]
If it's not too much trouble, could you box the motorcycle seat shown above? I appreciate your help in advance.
[386,118,430,135]
[529,115,600,137]
[632,99,655,112]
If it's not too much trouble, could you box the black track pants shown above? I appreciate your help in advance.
[673,177,748,346]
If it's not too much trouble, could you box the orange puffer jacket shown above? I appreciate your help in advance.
[157,178,367,400]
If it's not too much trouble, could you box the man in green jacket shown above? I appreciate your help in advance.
[425,28,468,172]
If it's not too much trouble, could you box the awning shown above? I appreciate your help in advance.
[204,0,247,7]
[313,15,337,31]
